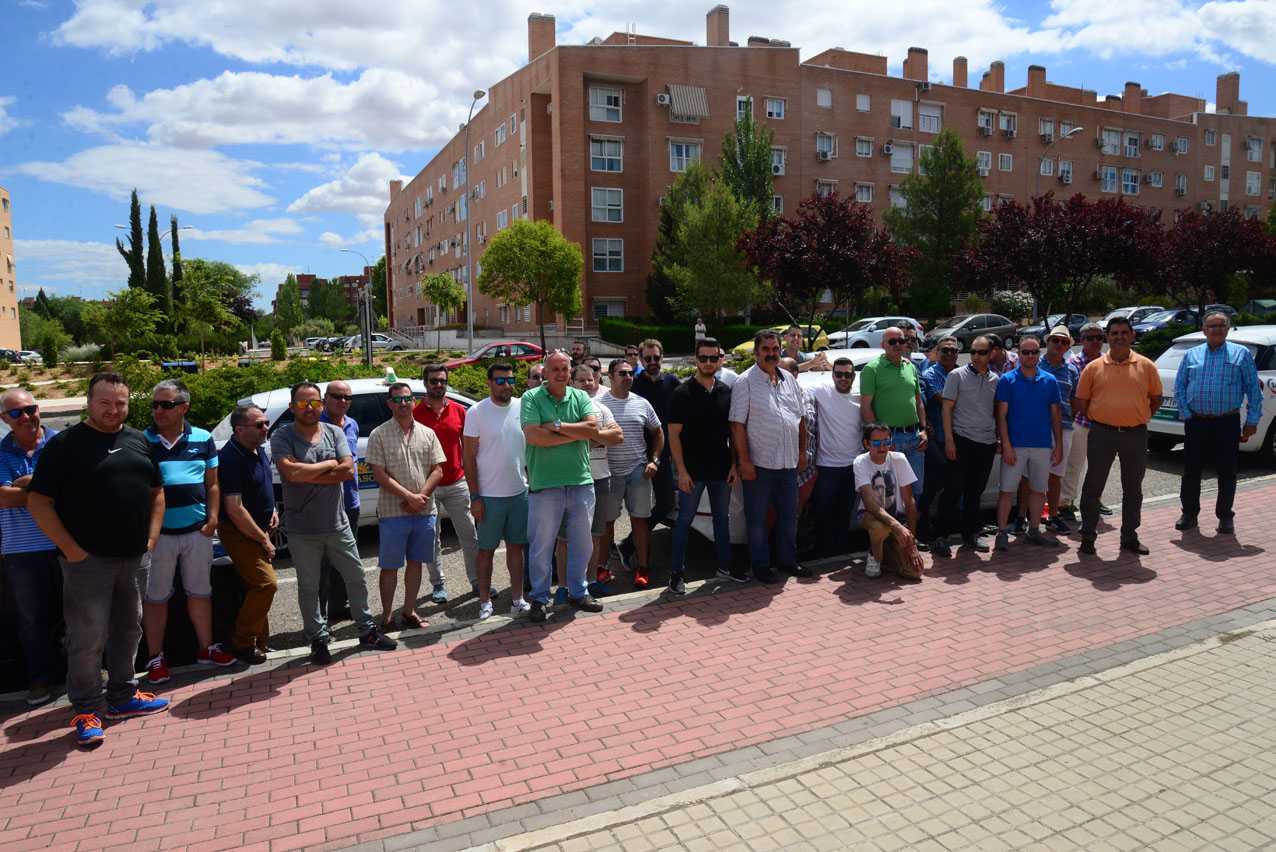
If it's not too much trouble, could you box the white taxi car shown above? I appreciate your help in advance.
[1147,325,1276,463]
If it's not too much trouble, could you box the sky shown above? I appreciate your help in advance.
[2,0,1275,310]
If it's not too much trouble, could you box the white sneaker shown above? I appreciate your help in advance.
[865,555,882,578]
[478,601,494,620]
[509,598,531,614]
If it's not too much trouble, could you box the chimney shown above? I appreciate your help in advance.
[980,61,1004,93]
[390,180,402,200]
[902,47,928,82]
[528,13,556,61]
[1027,65,1045,98]
[952,56,967,88]
[1123,81,1142,114]
[1216,72,1246,115]
[706,5,730,47]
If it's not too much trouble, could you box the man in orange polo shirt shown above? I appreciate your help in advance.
[1072,316,1163,555]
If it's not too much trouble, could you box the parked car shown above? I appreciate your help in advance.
[1019,313,1090,341]
[732,324,830,356]
[15,350,43,365]
[304,337,326,349]
[343,333,406,352]
[1204,303,1239,318]
[921,314,1018,352]
[825,316,926,349]
[1103,306,1164,326]
[208,377,474,557]
[1132,309,1198,334]
[0,348,22,364]
[444,341,544,369]
[1147,325,1276,461]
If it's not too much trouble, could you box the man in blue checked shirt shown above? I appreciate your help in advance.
[1173,311,1264,535]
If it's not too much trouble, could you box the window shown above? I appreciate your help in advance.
[854,183,873,203]
[495,124,506,146]
[1205,165,1215,181]
[1270,178,1275,200]
[524,305,532,322]
[1245,205,1261,219]
[772,195,783,214]
[514,202,520,220]
[593,300,625,320]
[1149,133,1165,151]
[919,103,941,133]
[1149,171,1163,187]
[478,180,486,198]
[590,87,622,122]
[736,96,753,120]
[510,114,517,134]
[1124,132,1140,157]
[1176,173,1188,193]
[452,163,459,189]
[496,210,508,230]
[1059,159,1073,180]
[765,97,785,119]
[889,186,905,209]
[1246,171,1261,196]
[591,188,623,222]
[976,150,992,173]
[981,194,993,211]
[999,153,1013,172]
[1247,138,1262,163]
[1122,168,1140,195]
[816,88,832,108]
[856,93,870,112]
[1101,165,1118,193]
[590,137,623,172]
[1176,136,1189,154]
[473,141,485,163]
[977,110,995,132]
[817,179,837,198]
[816,132,836,157]
[890,99,912,130]
[1040,158,1055,176]
[1060,120,1074,136]
[771,148,786,176]
[1205,129,1217,146]
[1038,118,1055,138]
[855,137,873,157]
[999,112,1016,133]
[917,145,932,175]
[1102,128,1120,155]
[669,140,702,172]
[1,198,7,212]
[1221,164,1230,180]
[890,144,914,174]
[592,238,623,272]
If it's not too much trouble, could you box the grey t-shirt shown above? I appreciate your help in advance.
[270,422,352,534]
[941,364,1000,444]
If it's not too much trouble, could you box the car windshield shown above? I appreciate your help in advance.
[462,345,491,359]
[931,317,961,330]
[1142,310,1177,323]
[844,320,873,332]
[1156,340,1258,372]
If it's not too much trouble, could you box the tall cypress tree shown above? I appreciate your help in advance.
[116,189,145,290]
[145,205,172,329]
[170,214,185,307]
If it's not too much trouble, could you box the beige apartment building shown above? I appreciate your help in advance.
[384,5,1276,335]
[0,186,21,349]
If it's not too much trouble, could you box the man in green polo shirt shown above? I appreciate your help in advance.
[520,351,604,622]
[860,323,930,504]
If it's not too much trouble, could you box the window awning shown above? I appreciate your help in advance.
[667,85,710,118]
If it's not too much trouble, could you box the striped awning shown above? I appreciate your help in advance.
[667,84,710,118]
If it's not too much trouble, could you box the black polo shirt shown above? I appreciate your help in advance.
[218,437,276,530]
[667,376,733,482]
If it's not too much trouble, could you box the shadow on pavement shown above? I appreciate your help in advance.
[828,562,918,607]
[1170,530,1265,562]
[167,657,322,721]
[0,727,75,790]
[1064,552,1158,591]
[444,612,574,666]
[616,578,784,634]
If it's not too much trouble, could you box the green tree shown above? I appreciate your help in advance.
[646,164,712,322]
[82,286,163,358]
[40,328,60,368]
[18,307,69,351]
[270,329,286,360]
[371,255,387,320]
[46,296,88,344]
[718,97,775,222]
[884,128,984,324]
[177,259,240,371]
[477,219,584,352]
[307,277,354,323]
[34,288,52,319]
[145,204,172,330]
[419,273,466,351]
[170,214,185,306]
[275,273,304,337]
[116,189,145,290]
[654,178,766,318]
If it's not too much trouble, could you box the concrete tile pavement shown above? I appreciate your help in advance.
[3,482,1276,852]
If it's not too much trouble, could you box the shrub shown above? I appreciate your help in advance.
[270,330,286,361]
[991,291,1033,322]
[963,295,985,314]
[1132,323,1194,359]
[599,317,770,353]
[40,329,60,368]
[63,344,101,363]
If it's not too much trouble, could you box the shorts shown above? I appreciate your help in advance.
[1050,430,1074,477]
[378,514,437,570]
[145,529,214,602]
[1000,445,1052,493]
[475,493,529,550]
[602,464,654,522]
[590,476,612,537]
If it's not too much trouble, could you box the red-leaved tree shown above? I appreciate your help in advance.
[1158,207,1276,324]
[737,190,914,342]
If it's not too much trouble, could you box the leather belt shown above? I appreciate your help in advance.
[890,425,920,433]
[1191,409,1239,420]
[1091,421,1146,432]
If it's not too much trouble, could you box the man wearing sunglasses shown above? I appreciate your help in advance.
[860,323,930,509]
[629,338,680,552]
[0,391,62,707]
[809,357,863,557]
[936,335,1000,554]
[272,382,395,664]
[855,423,925,579]
[527,363,546,389]
[216,404,279,664]
[916,339,960,547]
[1059,323,1114,521]
[141,379,232,684]
[316,381,359,622]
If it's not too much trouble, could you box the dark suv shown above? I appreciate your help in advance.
[1020,313,1090,340]
[922,314,1018,352]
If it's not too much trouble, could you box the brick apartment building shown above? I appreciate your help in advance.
[270,270,371,315]
[384,5,1276,336]
[0,186,23,349]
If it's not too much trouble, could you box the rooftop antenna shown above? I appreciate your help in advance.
[628,22,636,45]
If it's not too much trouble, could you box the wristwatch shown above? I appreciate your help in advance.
[553,419,562,432]
[469,493,481,501]
[650,457,661,466]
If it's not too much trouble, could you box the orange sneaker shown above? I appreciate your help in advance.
[634,567,650,589]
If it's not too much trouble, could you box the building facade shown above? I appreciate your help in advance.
[384,5,1276,335]
[0,186,21,349]
[270,270,370,315]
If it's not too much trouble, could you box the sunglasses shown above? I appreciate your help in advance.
[426,378,448,385]
[5,405,37,418]
[904,337,918,344]
[1048,338,1070,345]
[833,371,854,379]
[293,399,323,409]
[245,420,269,430]
[491,376,516,385]
[151,399,184,410]
[625,352,638,357]
[642,355,662,363]
[939,347,960,354]
[884,338,906,345]
[614,370,634,377]
[388,395,414,404]
[1083,335,1104,341]
[696,354,721,363]
[867,438,894,447]
[326,392,353,401]
[971,348,991,356]
[1019,349,1041,355]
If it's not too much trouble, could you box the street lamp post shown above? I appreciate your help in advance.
[1032,126,1084,323]
[340,248,374,367]
[462,89,486,353]
[114,223,192,244]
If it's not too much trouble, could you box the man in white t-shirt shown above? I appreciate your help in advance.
[715,346,740,387]
[462,362,532,619]
[810,356,863,557]
[854,421,925,580]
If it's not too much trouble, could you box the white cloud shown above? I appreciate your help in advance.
[288,153,407,224]
[318,228,382,249]
[0,96,30,137]
[14,239,130,295]
[11,144,274,215]
[187,218,305,245]
[234,262,298,292]
[1043,0,1276,64]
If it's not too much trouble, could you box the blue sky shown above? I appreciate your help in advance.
[2,0,1274,310]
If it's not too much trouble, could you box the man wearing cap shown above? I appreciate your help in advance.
[860,324,930,501]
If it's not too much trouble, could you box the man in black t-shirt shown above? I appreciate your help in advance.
[28,372,167,748]
[631,338,680,534]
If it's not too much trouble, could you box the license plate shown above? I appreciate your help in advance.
[1153,396,1178,421]
[1160,396,1177,410]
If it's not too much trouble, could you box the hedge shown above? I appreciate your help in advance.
[599,317,770,353]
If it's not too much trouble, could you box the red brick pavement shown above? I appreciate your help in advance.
[3,491,1274,852]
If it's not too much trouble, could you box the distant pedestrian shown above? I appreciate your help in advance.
[1073,317,1163,555]
[1173,311,1262,535]
[855,422,925,579]
[809,356,863,557]
[934,336,1000,555]
[569,340,587,367]
[694,317,707,343]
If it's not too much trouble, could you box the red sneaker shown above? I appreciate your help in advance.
[146,652,170,684]
[597,567,612,584]
[634,567,650,589]
[197,644,236,667]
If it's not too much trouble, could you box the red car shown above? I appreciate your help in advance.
[444,341,544,369]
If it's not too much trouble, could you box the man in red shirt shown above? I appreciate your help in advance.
[413,364,480,602]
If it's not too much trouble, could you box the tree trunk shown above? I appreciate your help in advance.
[199,323,206,373]
[538,304,547,353]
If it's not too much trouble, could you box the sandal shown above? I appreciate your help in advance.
[399,611,428,629]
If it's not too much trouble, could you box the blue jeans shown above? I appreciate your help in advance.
[813,466,859,557]
[670,480,733,573]
[61,552,149,716]
[6,549,63,686]
[917,440,948,537]
[527,484,595,604]
[742,467,797,570]
[893,429,925,498]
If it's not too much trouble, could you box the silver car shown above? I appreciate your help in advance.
[826,316,926,349]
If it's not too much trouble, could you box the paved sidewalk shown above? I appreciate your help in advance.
[3,483,1276,852]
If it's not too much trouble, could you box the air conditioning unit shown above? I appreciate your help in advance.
[1094,169,1105,180]
[1175,188,1187,196]
[1142,173,1155,184]
[976,167,990,177]
[1198,201,1211,211]
[1003,128,1016,139]
[1093,138,1106,148]
[817,150,832,162]
[1060,174,1073,185]
[471,189,479,200]
[1145,138,1158,148]
[881,143,894,155]
[547,199,554,211]
[917,81,932,92]
[657,196,666,206]
[656,93,671,106]
[546,102,552,114]
[979,126,993,136]
[1040,133,1054,143]
[771,163,783,175]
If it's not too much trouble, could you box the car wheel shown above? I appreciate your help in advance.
[391,345,404,351]
[952,338,964,353]
[1260,420,1276,467]
[270,503,289,554]
[1004,336,1016,351]
[851,341,867,348]
[1148,435,1179,454]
